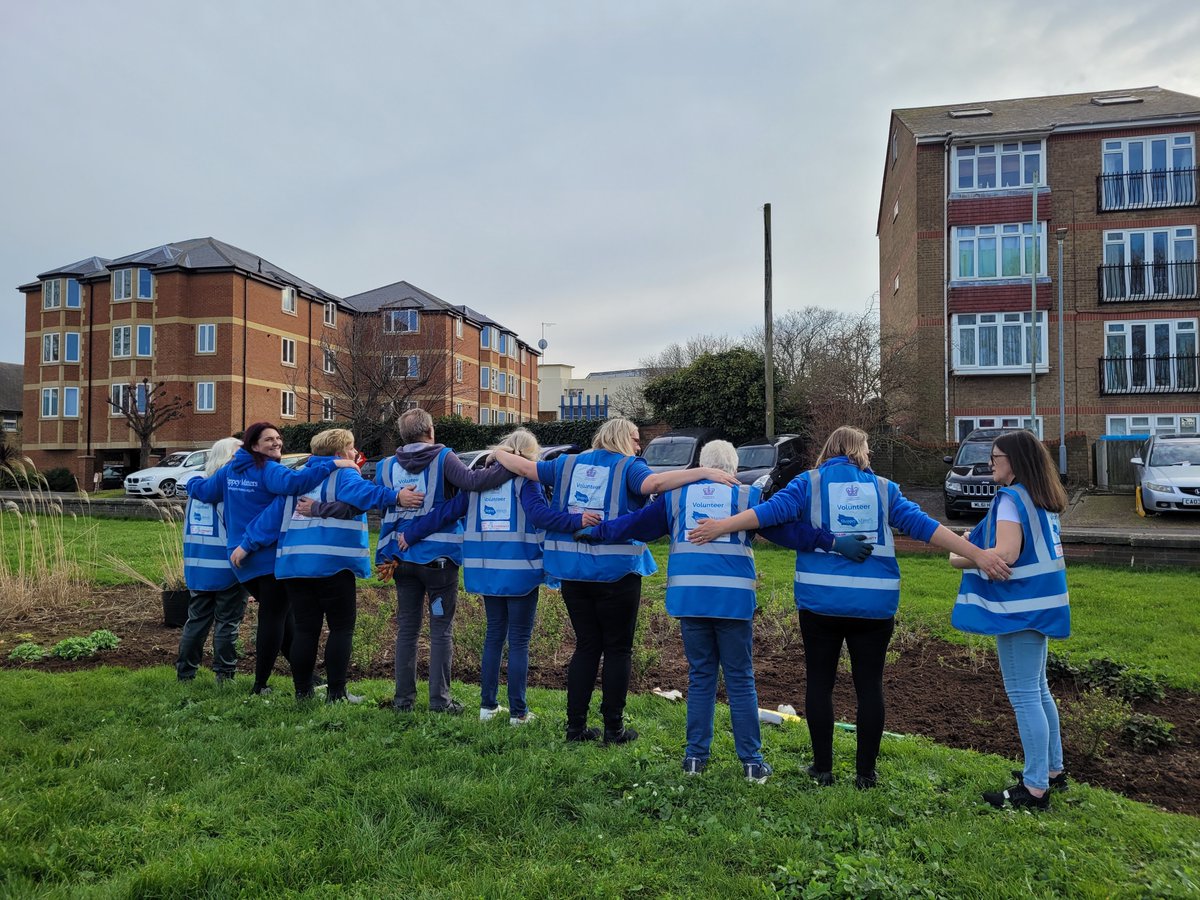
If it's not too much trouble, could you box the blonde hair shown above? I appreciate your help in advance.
[815,426,870,469]
[699,439,738,475]
[488,427,541,463]
[398,408,434,444]
[311,428,355,457]
[592,417,638,456]
[205,437,243,476]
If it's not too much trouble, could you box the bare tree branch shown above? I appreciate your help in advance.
[106,378,192,470]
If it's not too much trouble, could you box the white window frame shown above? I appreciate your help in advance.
[455,358,463,382]
[497,410,507,425]
[385,355,419,379]
[384,309,418,333]
[1101,227,1196,300]
[498,371,507,394]
[321,396,335,421]
[323,348,336,374]
[42,333,60,364]
[455,318,463,338]
[1106,413,1198,436]
[454,402,463,417]
[110,383,129,415]
[509,339,517,360]
[1101,133,1195,210]
[41,387,59,418]
[282,287,298,315]
[480,326,491,349]
[891,130,899,163]
[43,279,62,309]
[479,406,489,425]
[112,325,132,359]
[1102,319,1198,393]
[64,332,80,364]
[281,338,296,367]
[136,268,153,300]
[955,416,1043,440]
[521,378,527,399]
[196,382,215,412]
[520,347,527,365]
[61,387,79,418]
[281,390,296,418]
[480,365,490,389]
[951,311,1049,374]
[2,416,18,432]
[952,140,1045,192]
[112,269,133,302]
[324,302,337,327]
[66,278,82,309]
[954,223,1047,281]
[136,324,153,358]
[197,323,216,354]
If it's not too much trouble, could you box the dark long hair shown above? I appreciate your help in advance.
[992,430,1068,513]
[241,421,280,469]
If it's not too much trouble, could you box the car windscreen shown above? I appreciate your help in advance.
[642,439,695,467]
[954,442,993,467]
[159,453,187,468]
[737,446,776,470]
[1149,442,1200,467]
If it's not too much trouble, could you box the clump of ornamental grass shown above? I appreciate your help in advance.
[104,501,186,591]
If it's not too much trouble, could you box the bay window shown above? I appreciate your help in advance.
[954,222,1046,280]
[952,311,1047,374]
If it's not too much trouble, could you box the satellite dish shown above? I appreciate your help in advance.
[537,338,548,350]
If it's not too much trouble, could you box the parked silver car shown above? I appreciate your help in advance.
[1131,435,1200,513]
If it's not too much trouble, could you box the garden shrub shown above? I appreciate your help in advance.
[1122,714,1175,752]
[1074,657,1166,703]
[8,642,46,662]
[1062,689,1131,760]
[88,630,121,651]
[43,467,79,492]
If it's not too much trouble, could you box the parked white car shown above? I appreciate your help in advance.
[124,449,210,498]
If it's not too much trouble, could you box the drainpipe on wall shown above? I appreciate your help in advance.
[85,280,94,459]
[943,134,953,442]
[241,276,248,433]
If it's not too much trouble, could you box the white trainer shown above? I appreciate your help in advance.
[479,705,509,721]
[509,712,537,726]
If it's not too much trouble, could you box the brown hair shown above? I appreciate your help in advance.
[992,430,1068,513]
[592,417,638,457]
[815,426,870,469]
[241,422,280,468]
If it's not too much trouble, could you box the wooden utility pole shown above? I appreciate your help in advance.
[764,203,775,439]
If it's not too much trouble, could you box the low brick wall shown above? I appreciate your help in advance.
[894,531,1200,570]
[0,495,181,521]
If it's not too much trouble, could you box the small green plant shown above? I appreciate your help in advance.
[8,641,46,662]
[1074,657,1166,703]
[50,636,99,660]
[350,595,395,671]
[1063,689,1131,760]
[88,630,120,651]
[1122,713,1175,752]
[1046,649,1078,681]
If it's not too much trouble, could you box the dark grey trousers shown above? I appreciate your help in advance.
[393,561,460,709]
[176,583,249,679]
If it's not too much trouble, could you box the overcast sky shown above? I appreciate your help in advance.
[3,1,1198,376]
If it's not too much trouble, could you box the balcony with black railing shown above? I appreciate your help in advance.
[1098,259,1198,303]
[1099,354,1200,395]
[1097,167,1198,211]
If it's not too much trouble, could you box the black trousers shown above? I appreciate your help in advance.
[286,570,358,698]
[246,574,295,691]
[798,609,895,777]
[562,573,641,732]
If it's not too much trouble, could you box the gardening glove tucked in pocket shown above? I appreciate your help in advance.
[376,560,398,583]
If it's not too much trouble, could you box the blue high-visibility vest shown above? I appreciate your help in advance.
[276,468,372,580]
[460,477,546,596]
[542,449,657,582]
[952,484,1070,638]
[376,449,464,566]
[183,496,238,592]
[663,481,757,620]
[793,464,900,619]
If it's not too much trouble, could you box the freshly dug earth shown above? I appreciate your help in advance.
[4,586,1197,816]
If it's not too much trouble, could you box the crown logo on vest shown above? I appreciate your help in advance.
[845,484,860,497]
[585,467,597,477]
[702,485,716,496]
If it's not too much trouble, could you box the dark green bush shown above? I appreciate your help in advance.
[1122,713,1175,752]
[43,468,79,492]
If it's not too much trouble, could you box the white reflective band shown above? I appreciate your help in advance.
[287,518,364,532]
[428,532,464,545]
[277,545,368,558]
[795,573,901,591]
[462,558,543,570]
[672,542,752,557]
[465,532,541,544]
[184,557,231,568]
[818,543,896,558]
[188,535,226,546]
[956,591,1070,613]
[1008,559,1066,579]
[667,575,758,591]
[545,540,644,556]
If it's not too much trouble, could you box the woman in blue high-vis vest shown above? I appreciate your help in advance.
[176,437,246,684]
[190,422,357,696]
[950,429,1070,811]
[691,426,1011,789]
[494,417,738,745]
[399,428,599,724]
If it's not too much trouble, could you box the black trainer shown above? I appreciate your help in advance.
[603,727,639,745]
[682,757,707,775]
[566,726,601,743]
[855,771,878,790]
[983,782,1050,811]
[805,766,835,786]
[1012,769,1069,793]
[431,699,465,715]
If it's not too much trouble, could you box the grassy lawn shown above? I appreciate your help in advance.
[1,667,1198,897]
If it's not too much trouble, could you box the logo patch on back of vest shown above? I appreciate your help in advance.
[479,485,513,531]
[1048,512,1063,558]
[684,484,733,543]
[292,486,322,522]
[188,503,215,536]
[568,463,611,514]
[829,481,879,537]
[394,466,429,518]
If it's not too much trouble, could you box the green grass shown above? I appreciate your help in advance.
[1,667,1197,897]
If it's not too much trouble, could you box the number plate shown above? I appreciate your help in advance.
[970,501,991,509]
[1182,497,1200,506]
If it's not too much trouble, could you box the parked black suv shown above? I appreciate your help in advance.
[641,428,720,473]
[735,434,805,486]
[943,428,1023,519]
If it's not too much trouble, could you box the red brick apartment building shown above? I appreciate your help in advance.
[18,237,539,484]
[879,86,1200,451]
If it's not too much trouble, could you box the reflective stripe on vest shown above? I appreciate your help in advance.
[183,497,238,591]
[661,482,757,620]
[792,466,901,618]
[952,484,1070,638]
[376,450,464,565]
[276,466,372,579]
[461,476,545,595]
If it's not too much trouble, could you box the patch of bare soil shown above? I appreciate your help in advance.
[3,587,1196,816]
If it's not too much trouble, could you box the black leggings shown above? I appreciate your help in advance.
[246,574,295,690]
[286,570,358,698]
[562,573,641,732]
[799,609,895,777]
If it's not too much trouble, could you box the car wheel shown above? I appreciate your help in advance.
[159,479,177,498]
[944,504,961,520]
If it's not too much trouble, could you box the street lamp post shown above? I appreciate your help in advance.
[1030,175,1038,432]
[1056,227,1069,476]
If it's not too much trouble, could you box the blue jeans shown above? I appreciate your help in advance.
[996,630,1064,791]
[679,617,762,765]
[481,590,539,717]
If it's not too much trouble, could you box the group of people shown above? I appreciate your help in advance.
[177,410,1070,810]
